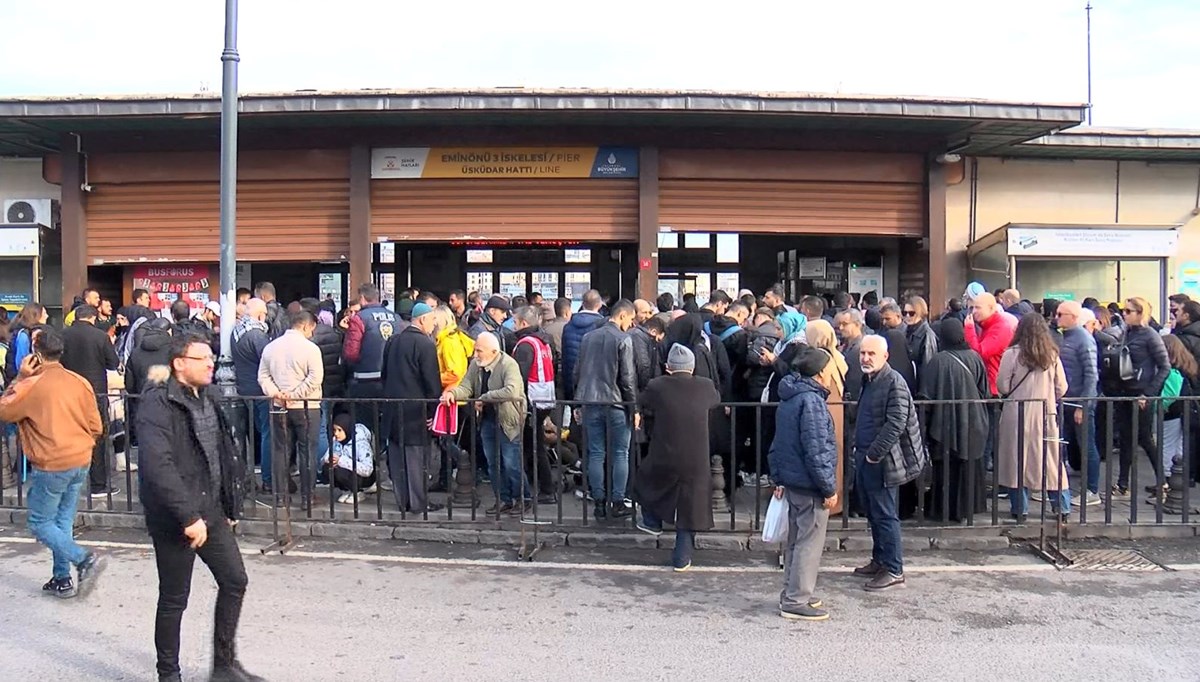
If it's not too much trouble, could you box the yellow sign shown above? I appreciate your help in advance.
[371,147,638,179]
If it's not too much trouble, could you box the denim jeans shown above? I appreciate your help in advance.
[316,402,331,462]
[481,414,529,505]
[641,508,694,568]
[251,400,271,485]
[855,454,903,576]
[1065,405,1101,494]
[1007,487,1072,517]
[27,466,90,579]
[583,406,631,504]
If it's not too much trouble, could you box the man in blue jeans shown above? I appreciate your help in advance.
[852,335,928,591]
[1061,303,1103,506]
[443,332,532,516]
[0,326,107,598]
[573,300,639,520]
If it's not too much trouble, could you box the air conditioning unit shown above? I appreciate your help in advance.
[3,199,56,227]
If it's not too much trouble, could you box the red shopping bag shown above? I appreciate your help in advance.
[431,401,459,436]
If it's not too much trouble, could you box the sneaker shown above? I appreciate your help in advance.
[536,493,558,505]
[76,552,106,597]
[864,572,906,591]
[490,502,515,517]
[758,475,773,488]
[673,561,692,572]
[1111,485,1130,497]
[780,603,829,621]
[380,480,394,492]
[89,486,120,498]
[593,501,608,520]
[1085,491,1102,506]
[1029,491,1044,503]
[574,489,595,502]
[852,560,884,577]
[42,576,77,599]
[335,493,350,504]
[636,521,663,536]
[611,501,633,519]
[362,483,378,494]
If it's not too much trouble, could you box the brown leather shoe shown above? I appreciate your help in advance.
[853,560,884,577]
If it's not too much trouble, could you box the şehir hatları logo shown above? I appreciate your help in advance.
[1017,236,1038,249]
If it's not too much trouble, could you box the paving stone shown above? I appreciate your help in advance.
[931,536,1011,551]
[392,527,480,544]
[77,512,145,530]
[309,521,395,539]
[568,532,657,549]
[477,530,522,546]
[231,520,280,538]
[841,536,874,551]
[694,533,748,551]
[1126,524,1198,540]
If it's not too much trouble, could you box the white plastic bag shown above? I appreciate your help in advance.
[761,494,789,544]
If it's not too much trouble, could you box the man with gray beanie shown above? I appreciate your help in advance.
[632,343,721,571]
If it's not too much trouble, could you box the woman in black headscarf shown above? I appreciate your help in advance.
[664,314,719,385]
[917,317,990,522]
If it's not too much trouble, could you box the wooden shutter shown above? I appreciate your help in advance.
[659,179,923,236]
[87,179,350,263]
[370,178,638,242]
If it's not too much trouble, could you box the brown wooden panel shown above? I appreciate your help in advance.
[659,149,924,183]
[370,179,638,241]
[63,150,352,185]
[659,179,924,236]
[86,180,350,263]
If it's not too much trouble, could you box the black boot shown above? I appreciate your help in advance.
[210,660,266,681]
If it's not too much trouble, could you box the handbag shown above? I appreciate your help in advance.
[430,401,459,436]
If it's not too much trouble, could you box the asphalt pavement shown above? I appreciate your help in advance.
[0,528,1197,681]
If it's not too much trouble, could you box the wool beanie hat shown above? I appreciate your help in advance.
[666,343,696,373]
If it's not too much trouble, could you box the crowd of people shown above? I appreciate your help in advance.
[3,279,1200,630]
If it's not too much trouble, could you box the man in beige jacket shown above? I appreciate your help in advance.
[258,310,323,500]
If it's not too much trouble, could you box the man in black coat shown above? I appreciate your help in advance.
[60,304,120,496]
[1172,300,1200,368]
[381,302,443,513]
[632,344,720,571]
[136,333,263,682]
[126,317,174,448]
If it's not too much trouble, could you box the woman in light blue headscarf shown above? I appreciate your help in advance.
[757,310,809,402]
[774,311,808,352]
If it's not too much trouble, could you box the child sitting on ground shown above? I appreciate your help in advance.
[321,413,376,504]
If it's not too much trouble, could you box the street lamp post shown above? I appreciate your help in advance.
[215,0,239,390]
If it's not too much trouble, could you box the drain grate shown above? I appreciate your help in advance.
[1060,549,1164,571]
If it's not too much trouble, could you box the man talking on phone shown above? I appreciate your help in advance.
[0,326,106,599]
[136,333,265,682]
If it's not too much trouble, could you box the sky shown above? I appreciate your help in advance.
[0,0,1196,129]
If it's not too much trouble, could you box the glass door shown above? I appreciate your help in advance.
[466,271,494,298]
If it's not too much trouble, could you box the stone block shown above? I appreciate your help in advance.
[840,535,875,552]
[477,530,522,546]
[931,536,1010,551]
[902,537,933,552]
[693,533,748,552]
[232,520,280,538]
[77,512,145,530]
[825,536,842,552]
[567,531,657,549]
[1127,524,1198,540]
[392,527,480,544]
[309,521,395,539]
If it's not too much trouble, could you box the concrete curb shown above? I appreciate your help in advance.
[10,509,1196,552]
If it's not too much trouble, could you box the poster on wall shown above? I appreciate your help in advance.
[848,266,882,297]
[1178,262,1200,299]
[318,273,344,312]
[797,257,827,279]
[131,265,212,314]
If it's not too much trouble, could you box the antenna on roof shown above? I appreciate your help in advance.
[1085,2,1093,125]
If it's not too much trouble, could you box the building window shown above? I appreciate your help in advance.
[658,232,679,249]
[716,234,739,263]
[684,232,710,249]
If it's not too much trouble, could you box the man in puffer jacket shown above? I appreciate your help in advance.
[126,317,174,450]
[561,290,606,399]
[768,347,839,621]
[852,335,927,592]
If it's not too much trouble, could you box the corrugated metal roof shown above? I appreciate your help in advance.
[1009,127,1200,161]
[0,88,1089,157]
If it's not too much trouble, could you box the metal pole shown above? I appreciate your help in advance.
[216,0,240,389]
[1085,2,1093,125]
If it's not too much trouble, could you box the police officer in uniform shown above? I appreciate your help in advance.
[343,283,404,487]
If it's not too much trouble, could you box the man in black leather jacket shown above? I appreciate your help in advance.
[574,299,639,520]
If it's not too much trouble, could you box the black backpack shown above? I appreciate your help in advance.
[3,328,28,386]
[1098,337,1135,395]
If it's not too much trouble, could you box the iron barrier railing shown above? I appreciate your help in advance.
[2,392,1196,545]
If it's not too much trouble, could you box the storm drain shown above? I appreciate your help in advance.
[1060,549,1164,571]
